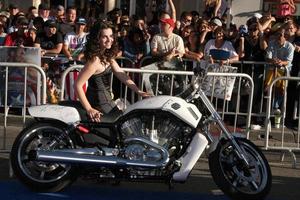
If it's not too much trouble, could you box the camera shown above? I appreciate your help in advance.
[239,25,248,37]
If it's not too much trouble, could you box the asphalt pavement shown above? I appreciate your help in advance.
[0,115,300,200]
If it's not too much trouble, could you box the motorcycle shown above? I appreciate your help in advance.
[10,66,272,200]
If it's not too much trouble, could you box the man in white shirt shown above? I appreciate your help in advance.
[151,18,185,61]
[150,18,185,95]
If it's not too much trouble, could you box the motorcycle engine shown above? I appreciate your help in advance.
[120,112,193,162]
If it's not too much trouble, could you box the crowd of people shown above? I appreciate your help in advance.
[0,0,299,126]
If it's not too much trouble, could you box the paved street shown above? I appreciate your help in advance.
[0,116,300,200]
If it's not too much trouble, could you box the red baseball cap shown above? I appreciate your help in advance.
[160,18,175,28]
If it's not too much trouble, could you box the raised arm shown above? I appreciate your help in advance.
[168,0,177,21]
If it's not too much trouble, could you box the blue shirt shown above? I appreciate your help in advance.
[266,40,295,72]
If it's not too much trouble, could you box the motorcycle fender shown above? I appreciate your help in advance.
[173,133,208,182]
[207,133,246,154]
[28,105,81,124]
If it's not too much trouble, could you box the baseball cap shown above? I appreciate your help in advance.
[76,17,87,25]
[44,19,57,28]
[210,18,222,27]
[160,18,175,28]
[38,3,50,10]
[9,3,18,9]
[253,12,262,19]
[57,5,64,11]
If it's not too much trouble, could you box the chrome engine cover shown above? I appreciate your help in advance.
[120,111,194,160]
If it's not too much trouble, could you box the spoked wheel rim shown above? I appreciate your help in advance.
[218,141,269,194]
[17,126,73,183]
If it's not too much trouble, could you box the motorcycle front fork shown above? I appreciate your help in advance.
[197,89,251,167]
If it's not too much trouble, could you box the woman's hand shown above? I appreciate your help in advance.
[87,108,103,122]
[138,90,153,98]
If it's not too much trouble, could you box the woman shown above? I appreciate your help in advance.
[123,27,150,64]
[184,31,203,62]
[203,0,227,19]
[204,26,239,65]
[276,0,295,22]
[75,21,151,122]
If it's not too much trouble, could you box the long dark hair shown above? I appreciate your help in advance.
[84,20,119,62]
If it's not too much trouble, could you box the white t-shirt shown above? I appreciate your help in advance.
[204,39,238,58]
[151,33,185,55]
[64,32,88,56]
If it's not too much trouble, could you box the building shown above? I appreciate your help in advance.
[3,0,299,26]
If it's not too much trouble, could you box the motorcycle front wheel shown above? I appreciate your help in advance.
[209,138,272,200]
[10,121,78,192]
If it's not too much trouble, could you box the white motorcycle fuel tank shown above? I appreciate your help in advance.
[124,96,202,128]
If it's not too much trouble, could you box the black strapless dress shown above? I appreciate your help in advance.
[86,67,117,114]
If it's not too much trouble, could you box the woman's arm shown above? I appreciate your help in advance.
[62,43,72,60]
[110,59,151,97]
[75,57,102,122]
[214,0,222,17]
[168,0,177,21]
[238,36,245,58]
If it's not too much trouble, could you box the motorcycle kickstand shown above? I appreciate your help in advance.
[168,178,174,190]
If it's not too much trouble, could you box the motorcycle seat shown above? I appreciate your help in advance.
[58,101,122,123]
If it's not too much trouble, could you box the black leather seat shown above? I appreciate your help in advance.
[58,101,122,123]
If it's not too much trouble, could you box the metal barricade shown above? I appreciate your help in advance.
[59,65,254,138]
[0,62,47,153]
[264,76,300,167]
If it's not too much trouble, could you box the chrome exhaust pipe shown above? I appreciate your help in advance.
[32,139,169,168]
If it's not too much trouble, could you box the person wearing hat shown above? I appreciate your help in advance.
[204,26,239,65]
[34,19,63,55]
[38,3,50,21]
[151,18,185,95]
[7,3,19,29]
[151,18,185,61]
[3,17,33,46]
[62,17,88,61]
[264,27,294,110]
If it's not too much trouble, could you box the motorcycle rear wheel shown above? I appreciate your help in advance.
[10,121,78,192]
[209,138,272,200]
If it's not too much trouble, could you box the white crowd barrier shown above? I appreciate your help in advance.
[59,62,254,139]
[0,62,47,153]
[264,76,300,168]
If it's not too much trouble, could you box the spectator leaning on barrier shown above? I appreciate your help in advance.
[151,18,185,62]
[264,27,294,110]
[123,27,151,64]
[34,19,63,56]
[184,31,204,62]
[204,26,239,65]
[62,17,88,62]
[3,17,33,47]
